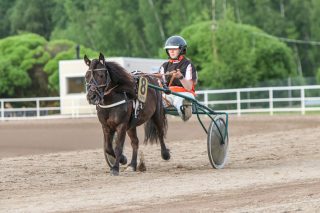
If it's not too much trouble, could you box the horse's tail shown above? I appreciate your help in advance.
[144,88,167,144]
[144,119,158,144]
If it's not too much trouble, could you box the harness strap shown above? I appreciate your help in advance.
[98,100,126,109]
[133,99,139,118]
[162,94,172,107]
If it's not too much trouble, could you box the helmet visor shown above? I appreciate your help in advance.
[164,45,180,49]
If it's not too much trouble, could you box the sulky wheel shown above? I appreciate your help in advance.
[104,133,117,168]
[207,115,229,169]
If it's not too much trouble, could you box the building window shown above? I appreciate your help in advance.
[67,77,85,94]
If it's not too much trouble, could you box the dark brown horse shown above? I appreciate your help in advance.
[84,53,170,176]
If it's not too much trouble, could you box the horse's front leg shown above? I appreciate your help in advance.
[110,124,127,176]
[103,127,115,158]
[126,127,139,172]
[103,128,127,165]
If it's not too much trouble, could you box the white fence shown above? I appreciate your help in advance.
[0,96,96,121]
[197,85,320,115]
[1,85,320,121]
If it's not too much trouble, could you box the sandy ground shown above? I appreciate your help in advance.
[0,115,320,212]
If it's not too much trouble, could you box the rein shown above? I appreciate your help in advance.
[134,70,180,88]
[87,66,177,110]
[133,70,179,78]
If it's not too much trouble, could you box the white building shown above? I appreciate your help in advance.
[59,57,166,115]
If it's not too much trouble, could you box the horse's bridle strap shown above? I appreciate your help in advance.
[86,65,111,100]
[104,85,119,96]
[98,100,126,109]
[87,68,108,72]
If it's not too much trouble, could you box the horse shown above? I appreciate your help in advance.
[84,53,170,176]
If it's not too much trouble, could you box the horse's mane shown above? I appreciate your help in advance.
[105,61,136,98]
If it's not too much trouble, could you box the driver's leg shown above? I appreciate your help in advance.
[172,92,194,121]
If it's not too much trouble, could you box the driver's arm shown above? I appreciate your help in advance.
[179,78,193,91]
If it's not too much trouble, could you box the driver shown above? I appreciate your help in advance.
[159,35,198,121]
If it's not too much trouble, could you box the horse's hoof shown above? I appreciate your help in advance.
[138,161,146,172]
[161,149,171,161]
[125,165,136,172]
[120,155,127,165]
[110,169,119,176]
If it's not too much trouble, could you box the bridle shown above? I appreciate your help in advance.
[85,64,111,101]
[85,62,128,109]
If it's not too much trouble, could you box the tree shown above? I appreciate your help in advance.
[51,0,213,58]
[163,0,211,35]
[228,0,320,77]
[180,21,297,89]
[9,0,56,39]
[138,0,165,56]
[44,40,97,92]
[0,33,49,97]
[0,0,16,38]
[310,0,320,77]
[51,1,147,57]
[316,68,320,85]
[0,33,96,98]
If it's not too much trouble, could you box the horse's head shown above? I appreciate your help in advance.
[84,53,111,105]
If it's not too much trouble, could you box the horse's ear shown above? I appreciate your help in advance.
[84,55,91,66]
[99,52,105,64]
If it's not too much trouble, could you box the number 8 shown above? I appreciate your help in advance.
[140,78,146,95]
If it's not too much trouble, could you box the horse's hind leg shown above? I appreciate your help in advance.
[158,130,170,161]
[152,114,170,161]
[126,127,139,171]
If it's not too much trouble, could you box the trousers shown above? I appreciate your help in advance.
[163,92,195,116]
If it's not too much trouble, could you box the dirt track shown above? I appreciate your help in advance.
[1,115,320,212]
